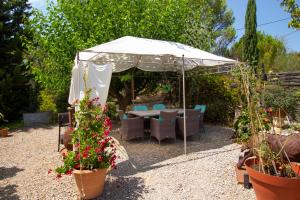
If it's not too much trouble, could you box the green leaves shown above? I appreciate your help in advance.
[281,0,300,29]
[243,0,259,69]
[231,31,286,72]
[25,0,236,111]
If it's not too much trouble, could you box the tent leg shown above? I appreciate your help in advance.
[182,55,186,155]
[131,74,135,101]
[178,76,181,107]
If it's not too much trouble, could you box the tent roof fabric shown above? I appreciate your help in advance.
[78,36,237,72]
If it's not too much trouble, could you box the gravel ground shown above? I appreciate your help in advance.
[0,124,255,200]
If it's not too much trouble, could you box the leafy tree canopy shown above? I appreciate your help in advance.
[24,0,235,110]
[281,0,300,29]
[273,53,300,72]
[231,31,286,72]
[0,0,32,120]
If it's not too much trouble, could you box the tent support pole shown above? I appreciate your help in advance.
[131,74,135,101]
[178,75,181,107]
[181,55,187,155]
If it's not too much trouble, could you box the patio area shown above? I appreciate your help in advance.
[0,123,255,200]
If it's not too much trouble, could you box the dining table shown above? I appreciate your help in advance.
[127,108,184,118]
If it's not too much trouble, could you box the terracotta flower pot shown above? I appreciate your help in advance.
[0,128,8,137]
[245,158,300,200]
[73,168,107,199]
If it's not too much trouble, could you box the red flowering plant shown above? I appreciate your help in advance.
[55,88,117,177]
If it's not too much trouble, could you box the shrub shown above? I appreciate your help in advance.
[234,110,251,143]
[264,85,298,118]
[38,90,57,114]
[187,73,239,125]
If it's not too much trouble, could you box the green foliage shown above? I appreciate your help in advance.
[106,102,117,120]
[243,0,259,69]
[187,73,239,124]
[272,53,300,72]
[264,85,299,117]
[234,64,298,177]
[38,90,57,114]
[24,0,235,111]
[0,0,33,120]
[231,32,286,72]
[158,83,173,93]
[281,0,300,29]
[55,88,116,176]
[0,113,4,122]
[234,111,251,143]
[0,112,8,128]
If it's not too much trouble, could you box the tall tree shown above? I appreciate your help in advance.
[0,0,32,120]
[243,0,259,70]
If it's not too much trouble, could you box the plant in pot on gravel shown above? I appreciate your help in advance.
[0,113,9,137]
[55,88,117,199]
[235,65,300,200]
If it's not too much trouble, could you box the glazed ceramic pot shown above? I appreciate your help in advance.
[245,158,300,200]
[73,168,107,199]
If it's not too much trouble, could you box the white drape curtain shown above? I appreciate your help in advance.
[68,56,113,106]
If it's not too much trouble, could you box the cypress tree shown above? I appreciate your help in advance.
[243,0,259,70]
[0,0,32,121]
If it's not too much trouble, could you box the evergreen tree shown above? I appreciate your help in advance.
[0,0,32,121]
[243,0,259,70]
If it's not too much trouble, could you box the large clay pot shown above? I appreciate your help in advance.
[245,158,300,200]
[0,128,8,137]
[73,168,107,199]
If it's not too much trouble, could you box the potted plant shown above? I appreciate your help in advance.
[235,65,300,200]
[0,113,9,137]
[54,88,117,199]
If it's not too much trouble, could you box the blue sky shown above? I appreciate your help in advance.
[29,0,299,52]
[227,0,300,52]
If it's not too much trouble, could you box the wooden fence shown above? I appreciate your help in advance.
[267,71,300,88]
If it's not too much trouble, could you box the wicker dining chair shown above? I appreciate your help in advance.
[150,111,178,144]
[194,105,206,133]
[58,112,70,152]
[119,112,145,141]
[176,109,200,138]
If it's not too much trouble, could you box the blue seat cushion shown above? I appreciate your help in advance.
[122,114,128,120]
[152,104,166,110]
[133,105,148,111]
[194,105,206,113]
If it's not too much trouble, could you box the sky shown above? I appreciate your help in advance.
[227,0,300,52]
[29,0,300,52]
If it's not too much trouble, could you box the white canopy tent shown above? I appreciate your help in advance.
[68,36,238,154]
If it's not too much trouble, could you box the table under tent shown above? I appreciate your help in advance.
[68,36,238,154]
